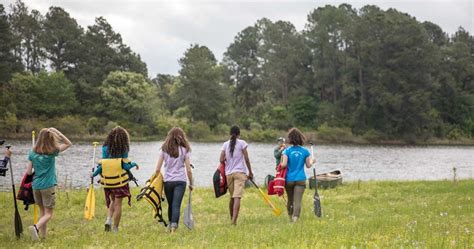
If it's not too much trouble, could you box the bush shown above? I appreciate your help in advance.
[189,121,211,139]
[362,129,386,143]
[155,116,190,136]
[317,122,354,143]
[250,122,262,131]
[214,124,230,135]
[104,121,120,133]
[0,112,18,133]
[87,117,103,134]
[447,128,464,140]
[54,115,87,135]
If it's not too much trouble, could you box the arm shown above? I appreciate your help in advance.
[305,156,313,168]
[49,128,72,152]
[184,157,194,191]
[219,150,225,164]
[26,161,33,175]
[242,147,253,179]
[155,153,164,175]
[123,161,138,171]
[281,155,288,168]
[92,164,102,177]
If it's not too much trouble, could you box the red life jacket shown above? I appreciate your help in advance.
[213,163,227,198]
[268,164,287,196]
[17,172,35,210]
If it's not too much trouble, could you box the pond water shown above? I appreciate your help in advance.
[0,140,473,189]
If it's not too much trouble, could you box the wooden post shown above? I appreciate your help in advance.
[453,167,457,185]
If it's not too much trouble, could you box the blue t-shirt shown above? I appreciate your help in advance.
[283,146,310,182]
[29,150,59,190]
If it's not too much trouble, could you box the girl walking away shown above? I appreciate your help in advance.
[155,127,194,233]
[26,128,72,241]
[92,126,139,233]
[281,128,314,223]
[220,125,254,225]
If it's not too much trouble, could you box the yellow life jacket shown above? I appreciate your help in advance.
[136,172,167,226]
[99,158,130,188]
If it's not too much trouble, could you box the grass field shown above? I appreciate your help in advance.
[0,180,472,248]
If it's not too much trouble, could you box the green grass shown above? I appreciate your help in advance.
[0,180,473,248]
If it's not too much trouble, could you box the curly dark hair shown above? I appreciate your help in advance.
[104,126,130,158]
[287,127,306,146]
[162,127,191,158]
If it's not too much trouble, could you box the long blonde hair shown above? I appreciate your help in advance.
[161,127,191,158]
[34,128,59,154]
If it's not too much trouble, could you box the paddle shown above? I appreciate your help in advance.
[84,142,98,220]
[249,178,281,216]
[7,145,23,238]
[31,131,39,224]
[310,142,322,218]
[183,191,194,230]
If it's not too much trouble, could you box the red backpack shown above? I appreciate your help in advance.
[17,172,35,210]
[213,163,227,198]
[268,164,287,196]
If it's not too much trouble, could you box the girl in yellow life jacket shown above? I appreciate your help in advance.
[92,126,139,233]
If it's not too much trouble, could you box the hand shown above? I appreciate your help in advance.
[248,171,254,180]
[4,148,12,158]
[135,165,140,170]
[310,158,316,165]
[189,185,194,191]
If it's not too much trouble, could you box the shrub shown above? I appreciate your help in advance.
[214,123,230,135]
[362,129,386,143]
[317,122,354,143]
[189,121,211,139]
[250,122,262,131]
[54,115,87,135]
[447,128,464,140]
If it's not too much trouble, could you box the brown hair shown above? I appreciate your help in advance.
[34,128,59,154]
[103,126,130,158]
[287,127,306,146]
[162,127,191,158]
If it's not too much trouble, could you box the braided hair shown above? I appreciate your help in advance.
[229,125,240,157]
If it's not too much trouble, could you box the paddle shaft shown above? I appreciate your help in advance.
[91,142,98,184]
[249,178,280,214]
[7,153,23,238]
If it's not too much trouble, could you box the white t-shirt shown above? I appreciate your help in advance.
[221,139,248,175]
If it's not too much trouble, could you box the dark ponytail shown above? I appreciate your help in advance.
[229,125,240,157]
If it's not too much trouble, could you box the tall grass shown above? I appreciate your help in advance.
[0,180,472,248]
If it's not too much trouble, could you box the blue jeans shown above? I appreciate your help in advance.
[164,181,186,228]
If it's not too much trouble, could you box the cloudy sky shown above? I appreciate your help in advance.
[1,0,472,77]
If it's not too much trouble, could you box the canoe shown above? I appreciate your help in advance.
[309,170,342,189]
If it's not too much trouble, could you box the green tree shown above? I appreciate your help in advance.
[8,0,43,73]
[176,44,230,128]
[41,6,83,72]
[0,4,22,84]
[100,71,157,124]
[5,71,77,118]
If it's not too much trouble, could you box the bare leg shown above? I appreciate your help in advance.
[38,206,46,238]
[231,197,241,225]
[36,208,53,238]
[113,197,123,228]
[229,198,234,220]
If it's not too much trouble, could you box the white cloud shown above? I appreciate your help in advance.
[1,0,472,76]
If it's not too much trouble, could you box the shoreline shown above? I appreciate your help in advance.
[2,132,474,146]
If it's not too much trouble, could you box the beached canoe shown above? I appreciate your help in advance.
[309,170,342,189]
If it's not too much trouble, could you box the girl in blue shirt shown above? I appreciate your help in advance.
[281,127,314,223]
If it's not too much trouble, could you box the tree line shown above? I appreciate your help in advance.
[0,1,472,142]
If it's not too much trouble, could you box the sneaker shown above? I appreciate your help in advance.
[29,225,39,241]
[291,216,298,223]
[104,223,111,232]
[112,226,119,233]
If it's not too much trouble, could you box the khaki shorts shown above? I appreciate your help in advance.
[33,186,56,209]
[227,172,247,198]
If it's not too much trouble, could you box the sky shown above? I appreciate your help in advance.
[1,0,473,77]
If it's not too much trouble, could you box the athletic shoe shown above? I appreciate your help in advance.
[29,225,39,241]
[112,226,119,233]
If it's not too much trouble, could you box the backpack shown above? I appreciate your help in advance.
[268,164,287,196]
[213,163,227,198]
[136,172,167,227]
[17,173,35,210]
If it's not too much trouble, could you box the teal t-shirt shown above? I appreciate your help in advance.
[283,146,310,182]
[28,150,59,190]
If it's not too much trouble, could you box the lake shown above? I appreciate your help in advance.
[0,140,473,189]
